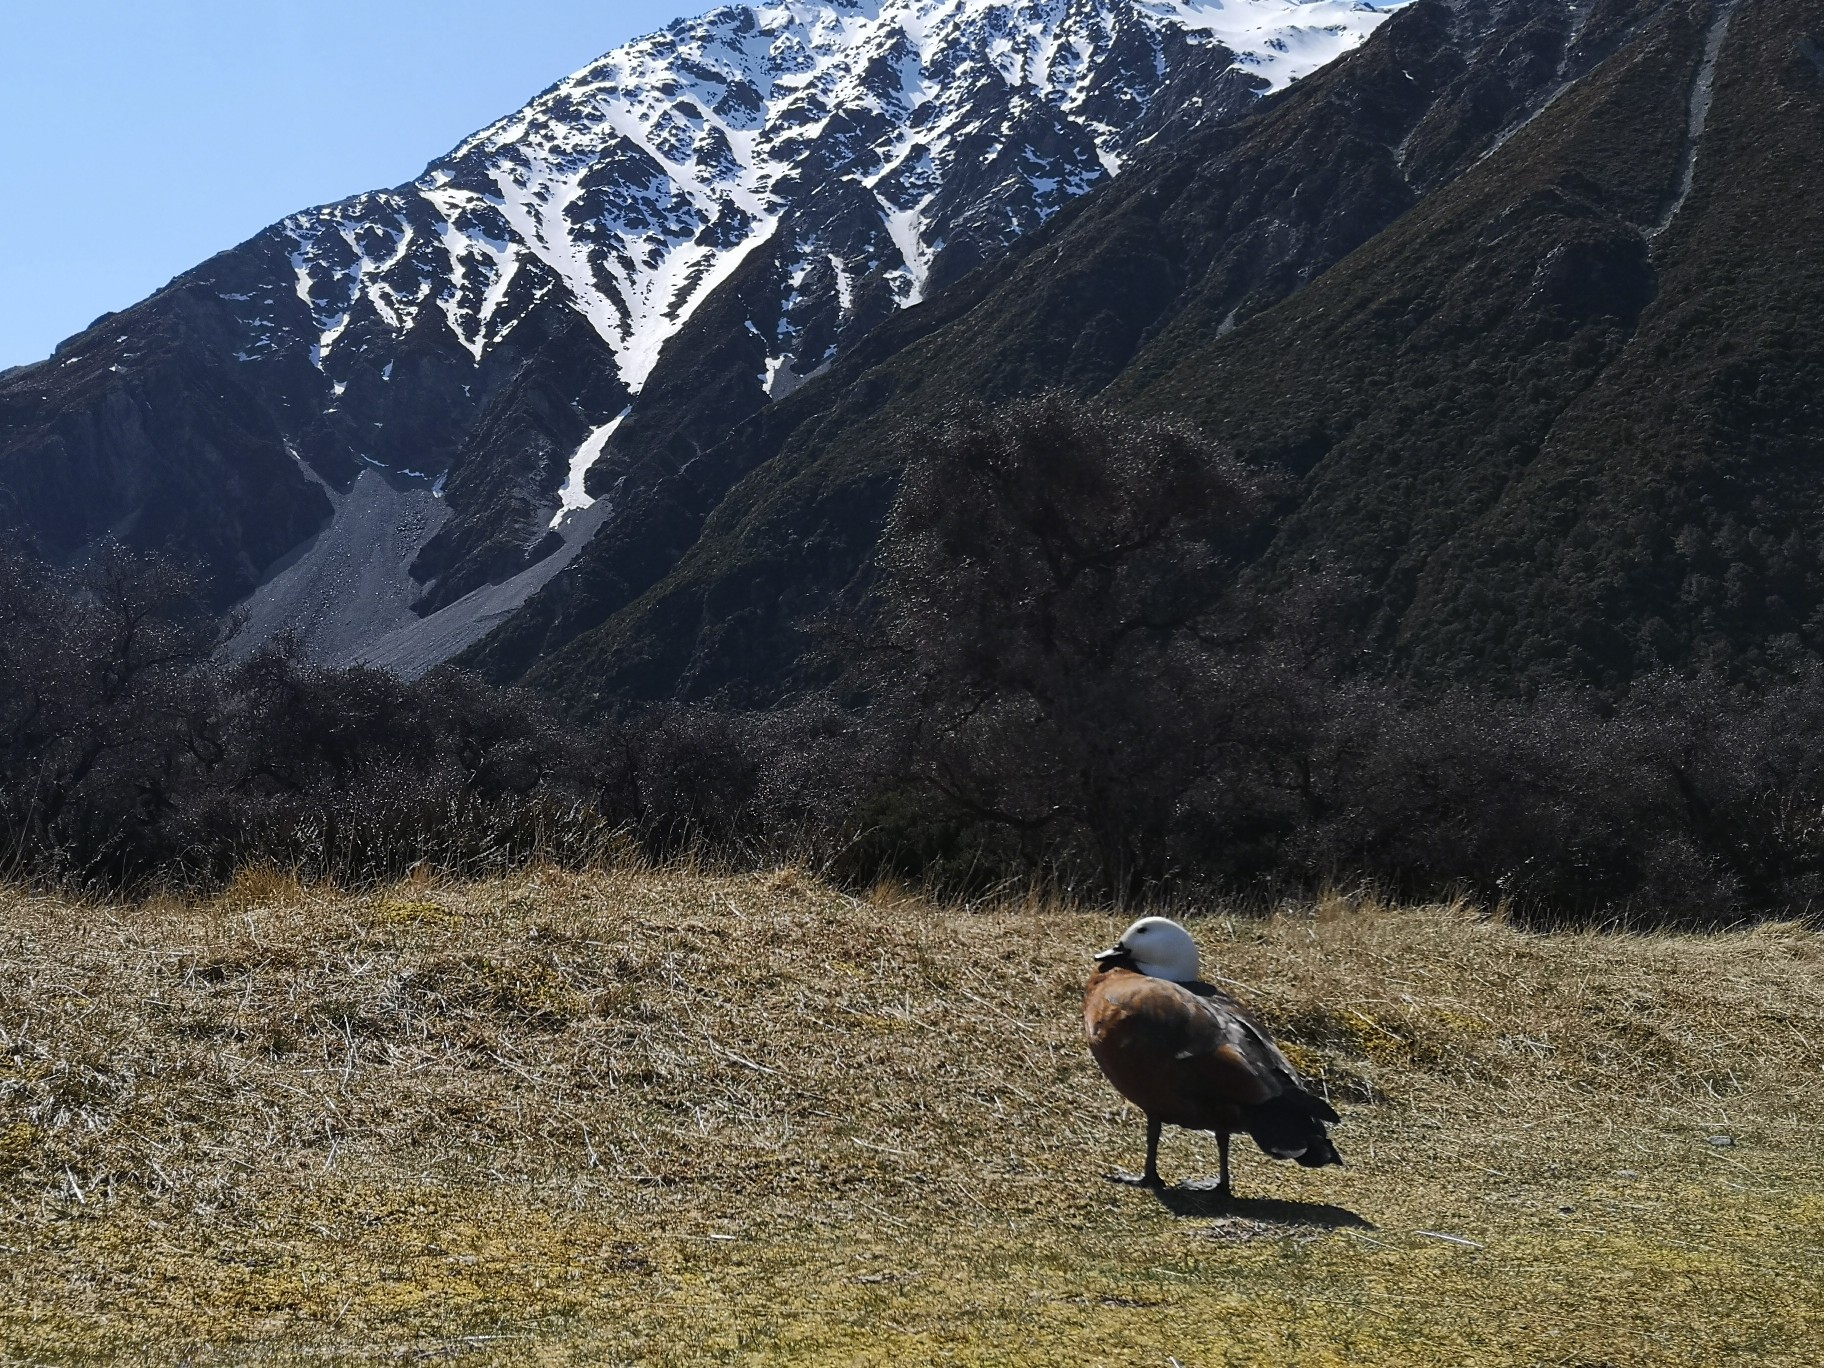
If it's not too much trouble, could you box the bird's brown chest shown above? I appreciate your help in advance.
[1083,966,1258,1130]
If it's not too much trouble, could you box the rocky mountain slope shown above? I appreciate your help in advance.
[0,0,1406,669]
[463,0,1822,711]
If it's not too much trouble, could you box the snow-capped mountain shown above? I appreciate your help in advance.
[0,0,1407,672]
[275,0,1400,406]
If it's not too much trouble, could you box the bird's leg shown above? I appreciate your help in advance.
[1143,1117,1164,1189]
[1213,1130,1233,1199]
[1105,1118,1167,1188]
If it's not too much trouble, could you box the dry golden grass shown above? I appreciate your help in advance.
[0,867,1819,1364]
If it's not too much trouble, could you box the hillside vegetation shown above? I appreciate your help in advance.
[2,866,1819,1363]
[1125,0,1824,687]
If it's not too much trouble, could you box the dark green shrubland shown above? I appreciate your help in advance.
[7,399,1824,924]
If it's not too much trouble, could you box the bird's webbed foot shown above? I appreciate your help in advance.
[1105,1169,1166,1190]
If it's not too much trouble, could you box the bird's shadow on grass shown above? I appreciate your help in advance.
[1151,1182,1374,1230]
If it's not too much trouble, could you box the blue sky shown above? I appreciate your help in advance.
[0,0,690,370]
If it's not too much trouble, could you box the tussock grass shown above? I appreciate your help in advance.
[0,870,1819,1363]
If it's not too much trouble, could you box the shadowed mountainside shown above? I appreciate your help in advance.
[1119,0,1824,688]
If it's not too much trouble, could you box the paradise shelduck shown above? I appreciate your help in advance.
[1084,916,1342,1193]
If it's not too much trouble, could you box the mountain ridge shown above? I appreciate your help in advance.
[0,0,1406,669]
[7,0,1810,712]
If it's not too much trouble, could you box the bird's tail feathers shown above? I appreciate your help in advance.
[1294,1132,1343,1168]
[1245,1090,1343,1167]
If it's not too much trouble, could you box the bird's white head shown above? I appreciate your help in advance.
[1094,916,1201,982]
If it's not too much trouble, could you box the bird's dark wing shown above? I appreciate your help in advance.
[1183,980,1314,1094]
[1185,982,1343,1155]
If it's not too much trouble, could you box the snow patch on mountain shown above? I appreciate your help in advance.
[552,409,633,527]
[1136,0,1403,90]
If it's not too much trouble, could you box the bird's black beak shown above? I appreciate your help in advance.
[1094,944,1130,966]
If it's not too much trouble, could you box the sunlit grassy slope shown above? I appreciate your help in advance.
[1,867,1819,1364]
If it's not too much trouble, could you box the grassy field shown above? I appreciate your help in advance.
[0,866,1818,1365]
